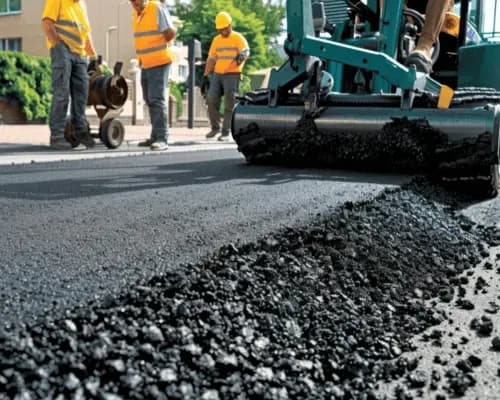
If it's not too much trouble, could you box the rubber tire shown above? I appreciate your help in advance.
[471,165,499,199]
[99,119,125,149]
[488,164,499,198]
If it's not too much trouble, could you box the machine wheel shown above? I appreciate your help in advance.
[486,165,500,198]
[99,119,125,149]
[233,122,272,164]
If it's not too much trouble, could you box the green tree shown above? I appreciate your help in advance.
[174,0,285,72]
[232,0,285,39]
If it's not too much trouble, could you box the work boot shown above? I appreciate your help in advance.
[138,138,153,147]
[205,129,220,139]
[405,51,432,74]
[49,136,73,150]
[218,132,230,142]
[405,0,453,73]
[74,129,95,148]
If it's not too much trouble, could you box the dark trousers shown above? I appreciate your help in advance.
[206,73,241,135]
[49,42,89,139]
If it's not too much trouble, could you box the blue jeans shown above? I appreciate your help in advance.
[141,63,171,143]
[49,42,89,139]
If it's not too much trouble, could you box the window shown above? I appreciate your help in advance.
[0,38,22,51]
[0,0,21,14]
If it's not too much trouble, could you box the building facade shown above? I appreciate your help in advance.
[0,0,188,83]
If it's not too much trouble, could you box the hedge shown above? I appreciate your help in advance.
[0,51,187,122]
[0,51,52,122]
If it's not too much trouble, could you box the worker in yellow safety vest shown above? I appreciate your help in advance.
[131,0,176,151]
[41,0,97,150]
[202,11,250,141]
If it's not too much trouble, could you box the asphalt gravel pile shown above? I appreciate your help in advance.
[1,186,498,399]
[269,115,446,173]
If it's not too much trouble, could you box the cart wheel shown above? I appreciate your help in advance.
[64,120,81,148]
[100,119,125,149]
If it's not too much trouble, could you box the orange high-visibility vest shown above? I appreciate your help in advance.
[133,1,173,69]
[208,31,249,74]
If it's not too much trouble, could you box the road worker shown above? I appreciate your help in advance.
[41,0,97,150]
[202,11,250,141]
[405,0,455,73]
[131,0,176,151]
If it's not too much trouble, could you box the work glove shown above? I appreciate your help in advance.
[88,58,98,74]
[200,75,210,97]
[235,52,246,65]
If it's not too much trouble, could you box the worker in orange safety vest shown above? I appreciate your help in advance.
[131,0,176,151]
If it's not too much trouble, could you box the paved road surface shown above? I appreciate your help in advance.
[0,148,409,328]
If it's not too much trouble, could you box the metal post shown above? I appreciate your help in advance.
[129,59,140,125]
[187,38,201,129]
[117,0,128,61]
[458,0,470,48]
[106,26,118,64]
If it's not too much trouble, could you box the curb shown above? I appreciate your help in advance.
[0,139,238,166]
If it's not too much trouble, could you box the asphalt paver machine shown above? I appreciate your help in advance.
[232,0,500,197]
[65,59,129,149]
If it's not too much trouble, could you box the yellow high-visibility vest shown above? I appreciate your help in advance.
[209,31,249,74]
[133,1,173,69]
[42,0,91,56]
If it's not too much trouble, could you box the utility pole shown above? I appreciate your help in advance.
[105,26,118,65]
[187,38,201,129]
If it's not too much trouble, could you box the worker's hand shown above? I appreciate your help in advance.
[235,52,246,65]
[88,58,98,74]
[201,75,210,96]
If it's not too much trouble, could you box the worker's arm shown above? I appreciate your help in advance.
[41,18,59,47]
[236,34,250,65]
[85,35,97,59]
[204,57,216,76]
[158,4,176,43]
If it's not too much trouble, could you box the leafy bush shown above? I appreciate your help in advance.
[99,62,112,76]
[239,75,252,95]
[0,51,52,121]
[169,81,183,118]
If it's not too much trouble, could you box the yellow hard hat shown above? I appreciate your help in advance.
[215,11,232,30]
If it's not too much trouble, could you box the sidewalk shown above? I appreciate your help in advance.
[0,124,238,166]
[0,124,212,145]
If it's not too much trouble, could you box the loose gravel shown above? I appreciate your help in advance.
[1,181,499,399]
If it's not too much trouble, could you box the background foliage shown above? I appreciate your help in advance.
[0,51,52,121]
[169,81,184,118]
